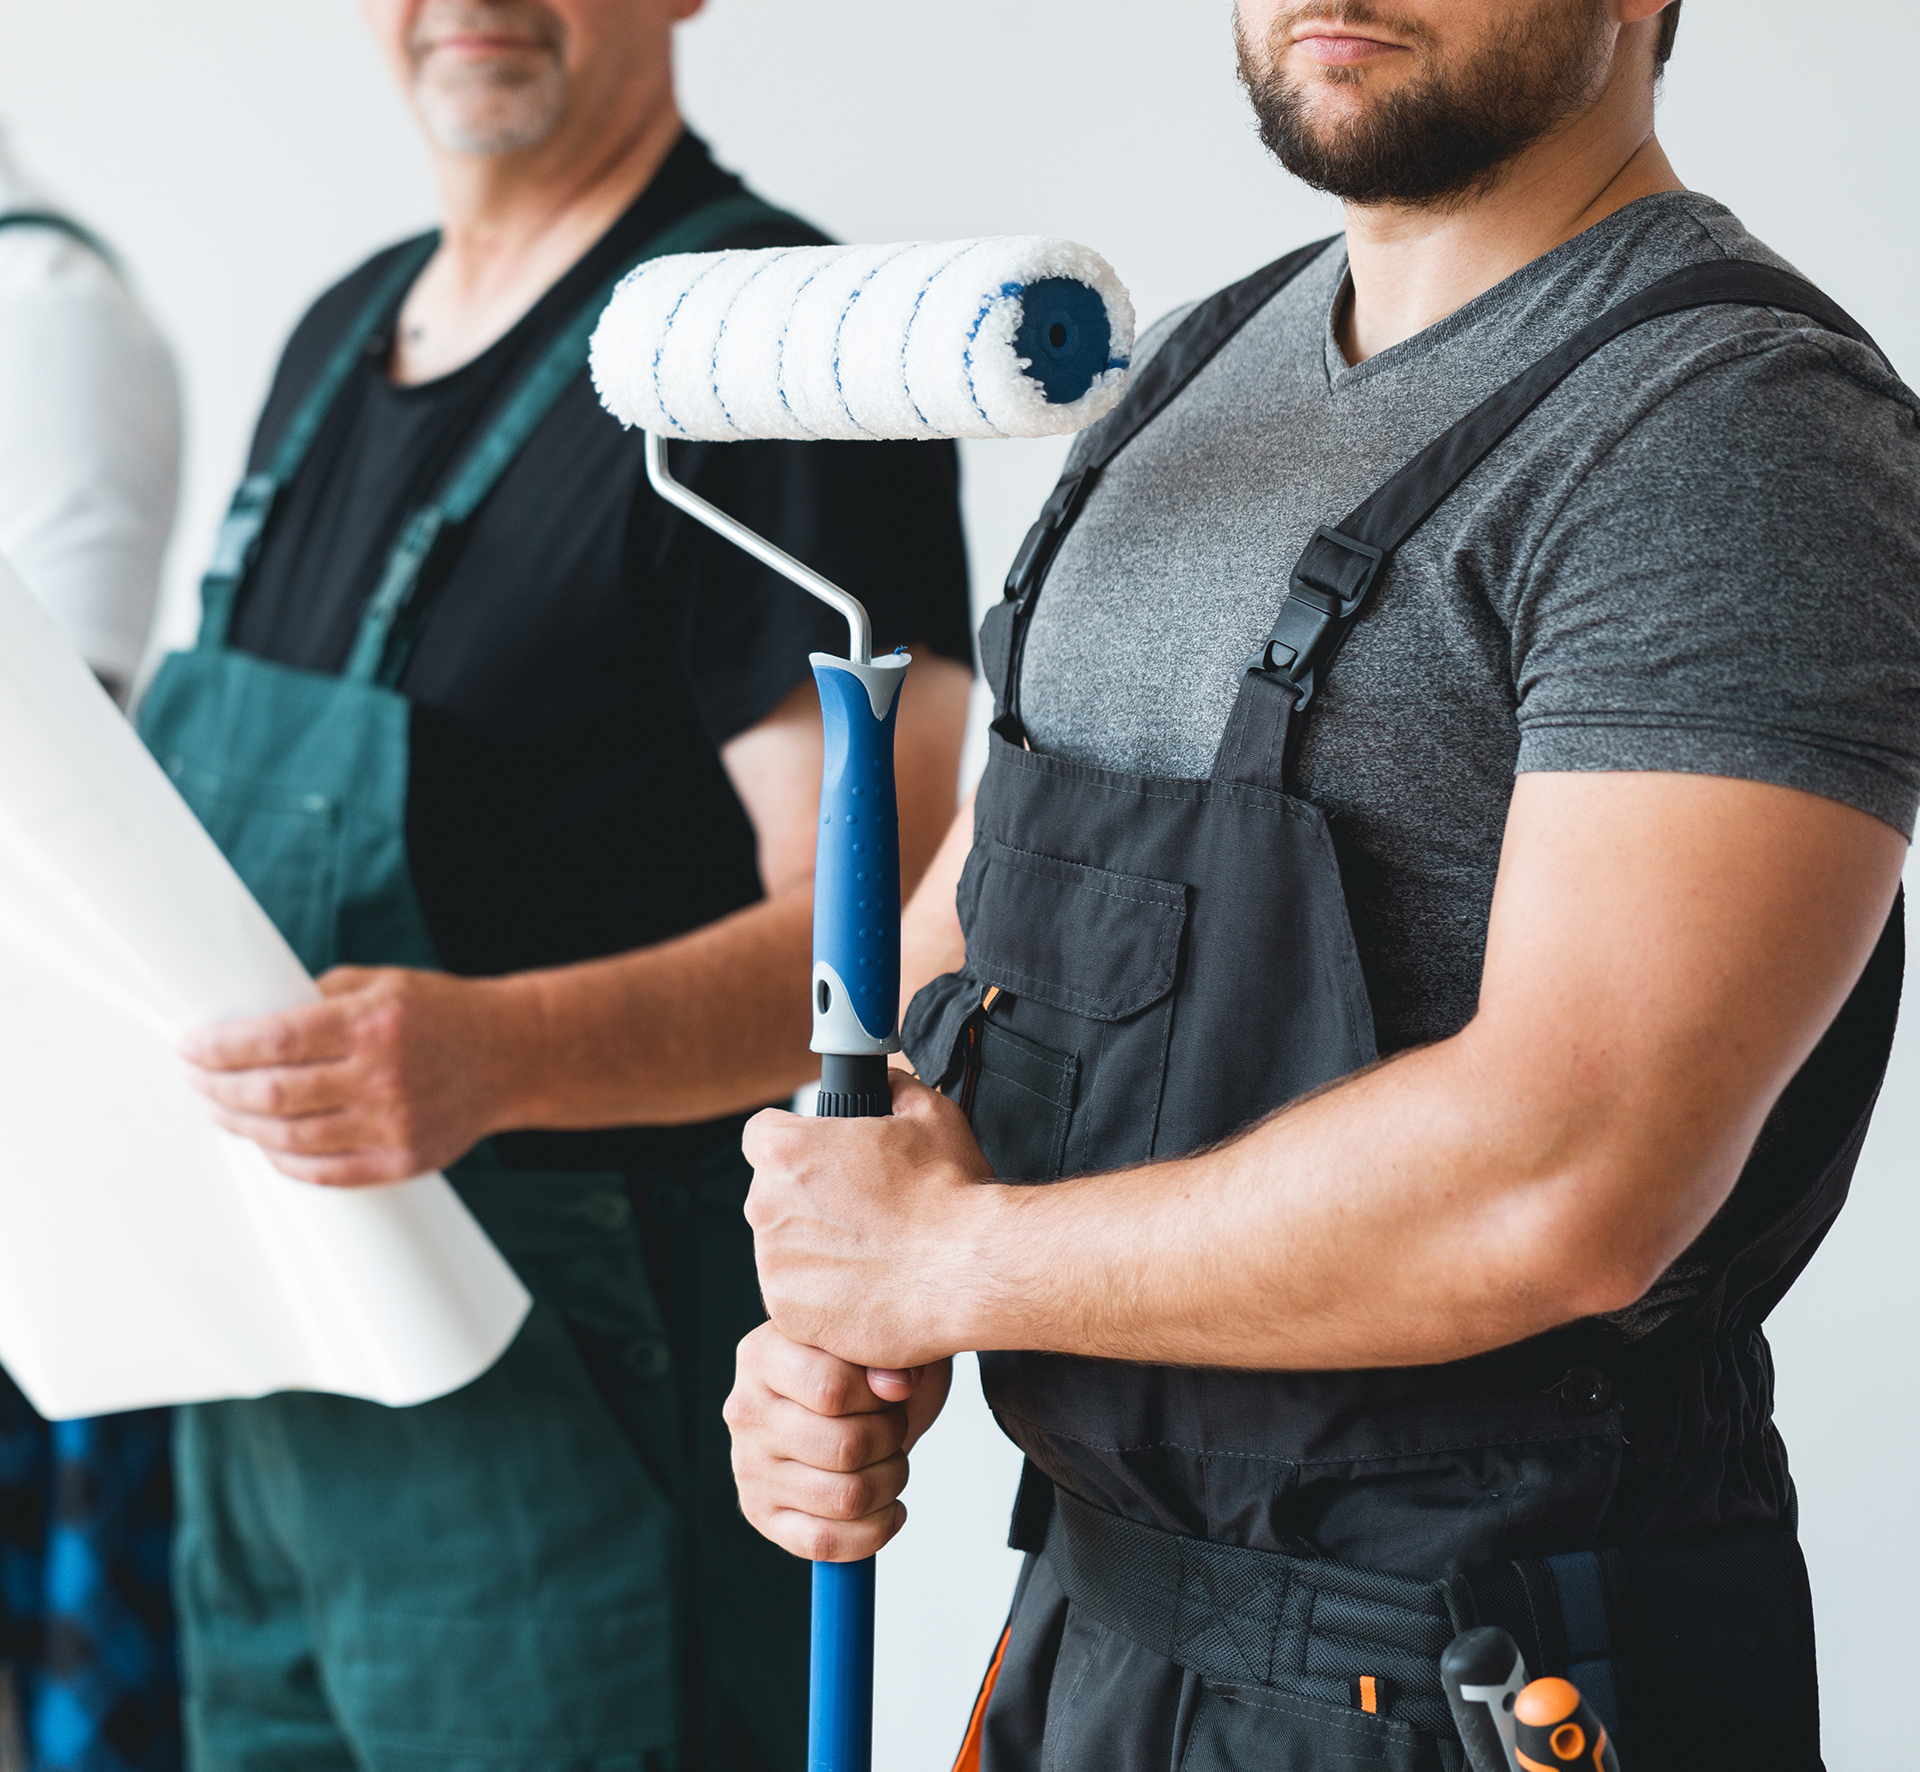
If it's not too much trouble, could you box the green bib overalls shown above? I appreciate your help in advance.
[134,199,808,1772]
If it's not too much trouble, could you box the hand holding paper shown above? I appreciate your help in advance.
[184,964,518,1189]
[0,552,530,1419]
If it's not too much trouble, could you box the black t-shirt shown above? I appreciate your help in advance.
[227,133,972,1166]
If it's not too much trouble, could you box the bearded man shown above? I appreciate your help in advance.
[144,3,973,1769]
[726,4,1920,1769]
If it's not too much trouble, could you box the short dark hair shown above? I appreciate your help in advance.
[1656,3,1681,67]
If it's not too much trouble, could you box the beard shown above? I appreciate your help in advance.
[1235,1,1614,209]
[410,1,568,157]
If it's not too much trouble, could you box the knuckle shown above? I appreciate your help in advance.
[826,1474,874,1520]
[805,1369,849,1417]
[826,1424,867,1473]
[797,1520,843,1564]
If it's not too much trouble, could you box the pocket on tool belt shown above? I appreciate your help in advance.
[909,839,1189,1181]
[1177,1682,1447,1771]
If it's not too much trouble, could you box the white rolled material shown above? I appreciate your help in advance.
[590,236,1134,443]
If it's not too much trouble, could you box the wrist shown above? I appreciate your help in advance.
[940,1177,1041,1353]
[467,971,552,1135]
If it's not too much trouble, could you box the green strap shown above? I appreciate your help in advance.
[0,209,120,272]
[344,194,797,687]
[196,234,439,650]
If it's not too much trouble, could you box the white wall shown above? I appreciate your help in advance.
[0,3,1913,1766]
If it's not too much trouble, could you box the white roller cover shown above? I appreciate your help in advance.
[590,237,1134,442]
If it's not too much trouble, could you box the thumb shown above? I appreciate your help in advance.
[866,1365,923,1404]
[315,966,378,997]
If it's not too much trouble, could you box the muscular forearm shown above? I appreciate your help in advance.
[928,776,1902,1374]
[479,888,818,1130]
[948,1029,1687,1370]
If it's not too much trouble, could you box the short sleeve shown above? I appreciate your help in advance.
[645,432,972,749]
[0,250,180,680]
[1512,337,1920,835]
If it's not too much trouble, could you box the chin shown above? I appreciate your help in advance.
[418,74,565,156]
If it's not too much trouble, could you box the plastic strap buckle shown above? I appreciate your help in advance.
[203,472,279,584]
[1003,471,1091,608]
[1252,525,1386,704]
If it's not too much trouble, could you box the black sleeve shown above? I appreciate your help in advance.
[647,433,974,750]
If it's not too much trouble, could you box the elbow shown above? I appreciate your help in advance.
[1557,1248,1667,1324]
[1513,1161,1707,1330]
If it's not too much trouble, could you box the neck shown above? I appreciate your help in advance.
[430,96,685,283]
[1336,74,1683,365]
[390,80,684,385]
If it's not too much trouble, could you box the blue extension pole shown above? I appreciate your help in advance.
[810,1558,876,1772]
[805,647,907,1772]
[637,435,903,1771]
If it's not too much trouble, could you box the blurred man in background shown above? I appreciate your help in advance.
[139,4,973,1771]
[0,128,182,1772]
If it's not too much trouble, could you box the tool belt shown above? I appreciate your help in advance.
[1031,1480,1820,1766]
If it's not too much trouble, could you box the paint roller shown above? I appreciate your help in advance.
[591,236,1133,1772]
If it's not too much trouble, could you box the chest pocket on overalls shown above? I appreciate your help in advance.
[951,838,1187,1184]
[161,753,343,975]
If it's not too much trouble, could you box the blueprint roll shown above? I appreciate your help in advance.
[589,237,1134,442]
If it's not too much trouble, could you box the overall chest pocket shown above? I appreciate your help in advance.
[952,839,1188,1183]
[161,754,344,975]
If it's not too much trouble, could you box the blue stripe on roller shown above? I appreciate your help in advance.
[776,261,829,438]
[709,249,796,437]
[899,241,985,429]
[650,256,728,438]
[830,245,917,437]
[812,660,902,1046]
[961,283,1016,434]
[1012,277,1114,405]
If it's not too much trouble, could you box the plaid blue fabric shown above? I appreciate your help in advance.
[0,1372,179,1772]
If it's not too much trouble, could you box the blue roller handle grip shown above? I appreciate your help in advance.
[807,652,905,1772]
[811,654,903,1049]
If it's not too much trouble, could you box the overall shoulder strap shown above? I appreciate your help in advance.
[984,235,1341,729]
[195,234,438,649]
[0,209,118,271]
[1258,261,1885,712]
[344,193,798,686]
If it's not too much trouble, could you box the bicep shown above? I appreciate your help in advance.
[1472,769,1904,1283]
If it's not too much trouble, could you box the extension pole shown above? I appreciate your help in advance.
[644,434,903,1772]
[803,647,907,1772]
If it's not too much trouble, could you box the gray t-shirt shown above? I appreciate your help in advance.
[1021,192,1920,1059]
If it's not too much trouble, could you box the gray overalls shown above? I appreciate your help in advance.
[907,245,1902,1772]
